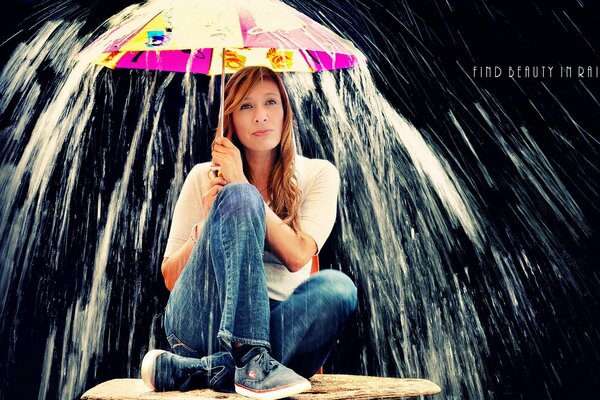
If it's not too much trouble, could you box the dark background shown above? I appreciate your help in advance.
[2,0,599,399]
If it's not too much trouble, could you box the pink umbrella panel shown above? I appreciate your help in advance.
[102,47,358,74]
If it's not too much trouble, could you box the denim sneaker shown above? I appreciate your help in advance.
[234,347,311,399]
[141,349,235,392]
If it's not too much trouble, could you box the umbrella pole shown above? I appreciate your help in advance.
[212,48,226,178]
[219,47,225,138]
[210,48,227,178]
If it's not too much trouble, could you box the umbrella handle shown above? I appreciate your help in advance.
[209,164,223,178]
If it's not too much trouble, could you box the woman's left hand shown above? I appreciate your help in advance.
[211,137,248,184]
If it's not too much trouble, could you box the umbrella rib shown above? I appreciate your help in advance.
[109,10,164,52]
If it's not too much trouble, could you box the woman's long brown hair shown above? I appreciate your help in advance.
[214,66,302,234]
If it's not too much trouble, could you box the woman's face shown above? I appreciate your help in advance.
[232,78,284,156]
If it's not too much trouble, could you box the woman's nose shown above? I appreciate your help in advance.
[254,107,268,123]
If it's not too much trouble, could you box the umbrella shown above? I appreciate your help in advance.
[78,0,364,131]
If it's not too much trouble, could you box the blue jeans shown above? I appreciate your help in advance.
[164,183,357,388]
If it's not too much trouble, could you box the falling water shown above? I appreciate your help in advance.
[1,1,598,399]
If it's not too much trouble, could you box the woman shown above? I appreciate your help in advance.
[141,66,357,400]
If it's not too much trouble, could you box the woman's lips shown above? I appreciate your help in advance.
[252,129,273,136]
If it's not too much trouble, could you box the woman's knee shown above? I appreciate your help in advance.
[312,269,358,317]
[216,183,264,217]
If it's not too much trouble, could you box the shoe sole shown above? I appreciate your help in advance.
[234,379,311,400]
[141,349,167,390]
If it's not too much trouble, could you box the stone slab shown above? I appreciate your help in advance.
[81,375,441,399]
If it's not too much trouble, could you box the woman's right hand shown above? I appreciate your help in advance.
[203,174,228,217]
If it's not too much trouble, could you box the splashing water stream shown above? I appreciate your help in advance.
[1,1,598,399]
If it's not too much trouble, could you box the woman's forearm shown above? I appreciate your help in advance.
[161,237,195,292]
[264,203,317,272]
[162,223,204,291]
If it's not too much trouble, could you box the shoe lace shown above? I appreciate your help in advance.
[255,349,278,374]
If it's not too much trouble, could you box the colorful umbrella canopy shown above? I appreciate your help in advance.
[79,0,364,75]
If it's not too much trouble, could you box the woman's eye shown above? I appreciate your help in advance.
[240,103,252,110]
[266,99,277,105]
